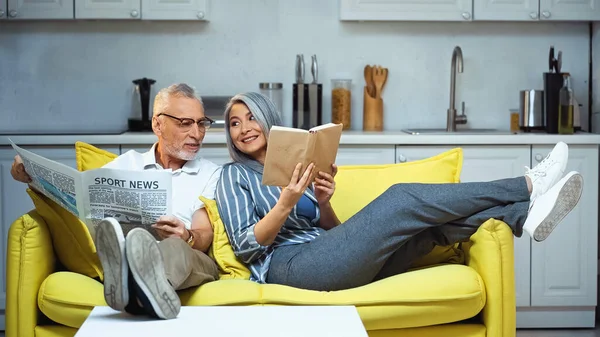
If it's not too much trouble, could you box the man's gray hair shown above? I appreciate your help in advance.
[223,92,282,165]
[153,83,204,116]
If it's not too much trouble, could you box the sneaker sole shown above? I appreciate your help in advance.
[125,228,181,320]
[533,173,583,242]
[95,218,129,311]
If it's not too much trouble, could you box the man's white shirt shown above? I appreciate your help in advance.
[102,143,222,229]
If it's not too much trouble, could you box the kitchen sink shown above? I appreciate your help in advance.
[401,128,507,135]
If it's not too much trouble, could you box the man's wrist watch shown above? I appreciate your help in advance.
[185,229,196,247]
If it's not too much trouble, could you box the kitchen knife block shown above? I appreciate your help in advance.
[543,72,563,134]
[293,83,322,130]
[363,87,383,131]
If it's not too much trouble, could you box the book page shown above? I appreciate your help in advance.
[313,124,343,177]
[262,126,311,186]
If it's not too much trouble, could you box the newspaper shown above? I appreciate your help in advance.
[10,140,172,236]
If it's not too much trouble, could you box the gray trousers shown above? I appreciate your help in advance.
[266,177,530,291]
[158,237,219,290]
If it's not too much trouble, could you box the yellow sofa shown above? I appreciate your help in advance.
[6,144,516,337]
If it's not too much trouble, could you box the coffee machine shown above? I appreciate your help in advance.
[128,78,156,132]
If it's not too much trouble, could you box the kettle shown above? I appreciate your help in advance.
[128,77,156,132]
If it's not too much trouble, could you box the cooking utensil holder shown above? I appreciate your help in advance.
[363,87,383,131]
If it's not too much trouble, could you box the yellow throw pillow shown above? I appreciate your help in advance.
[200,196,251,280]
[26,142,119,280]
[75,141,119,171]
[330,148,465,268]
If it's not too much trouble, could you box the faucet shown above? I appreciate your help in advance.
[447,46,467,132]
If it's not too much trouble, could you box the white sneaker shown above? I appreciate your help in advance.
[525,141,569,203]
[523,171,583,242]
[95,217,129,311]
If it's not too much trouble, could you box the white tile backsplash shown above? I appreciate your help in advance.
[0,0,593,134]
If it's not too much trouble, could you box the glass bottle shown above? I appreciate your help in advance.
[558,74,574,135]
[331,79,352,130]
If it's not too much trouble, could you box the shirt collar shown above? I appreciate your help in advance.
[142,142,202,174]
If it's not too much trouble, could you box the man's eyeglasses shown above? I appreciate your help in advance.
[157,113,214,132]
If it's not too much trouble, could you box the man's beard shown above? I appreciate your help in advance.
[165,143,200,161]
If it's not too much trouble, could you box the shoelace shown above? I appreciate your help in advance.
[525,153,554,178]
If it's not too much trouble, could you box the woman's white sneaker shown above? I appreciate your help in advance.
[523,171,583,242]
[525,141,569,203]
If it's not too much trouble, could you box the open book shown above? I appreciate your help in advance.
[10,139,172,237]
[262,123,343,186]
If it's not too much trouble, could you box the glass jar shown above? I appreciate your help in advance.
[259,83,283,118]
[331,79,352,130]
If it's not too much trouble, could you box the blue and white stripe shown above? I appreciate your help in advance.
[216,162,324,283]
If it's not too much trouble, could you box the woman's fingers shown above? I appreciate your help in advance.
[299,163,315,187]
[315,177,334,188]
[289,162,302,185]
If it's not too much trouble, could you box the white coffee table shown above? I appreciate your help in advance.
[75,305,368,337]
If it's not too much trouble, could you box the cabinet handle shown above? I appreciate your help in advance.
[8,9,17,17]
[529,12,538,19]
[461,12,471,20]
[0,10,5,17]
[130,9,139,17]
[398,154,407,163]
[535,154,543,162]
[196,11,205,19]
[542,11,551,18]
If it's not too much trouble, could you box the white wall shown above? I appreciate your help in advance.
[593,22,600,133]
[0,0,592,134]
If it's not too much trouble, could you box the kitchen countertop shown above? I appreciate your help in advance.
[2,131,600,146]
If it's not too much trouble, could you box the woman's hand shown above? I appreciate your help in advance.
[314,164,337,206]
[151,215,189,240]
[278,162,315,210]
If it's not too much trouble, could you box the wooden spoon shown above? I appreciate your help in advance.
[372,65,386,99]
[364,65,374,97]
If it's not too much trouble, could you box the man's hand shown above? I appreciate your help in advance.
[11,155,32,183]
[151,215,189,240]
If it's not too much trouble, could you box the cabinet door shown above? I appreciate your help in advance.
[473,0,540,20]
[340,0,474,21]
[336,146,396,166]
[75,0,140,19]
[0,145,119,326]
[395,145,532,306]
[7,0,73,19]
[120,145,231,166]
[539,0,600,20]
[1,1,7,19]
[530,145,598,306]
[141,0,207,20]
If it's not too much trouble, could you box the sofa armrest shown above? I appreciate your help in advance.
[6,211,56,337]
[463,218,516,337]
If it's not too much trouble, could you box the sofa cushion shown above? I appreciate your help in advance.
[201,196,251,280]
[38,272,106,329]
[184,264,485,330]
[75,141,119,171]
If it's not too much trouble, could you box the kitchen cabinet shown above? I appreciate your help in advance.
[524,145,598,328]
[141,0,207,20]
[5,0,73,19]
[336,145,396,166]
[75,0,140,19]
[538,0,600,21]
[0,145,119,331]
[339,0,474,21]
[473,0,600,21]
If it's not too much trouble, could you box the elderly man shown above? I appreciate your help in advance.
[10,83,222,320]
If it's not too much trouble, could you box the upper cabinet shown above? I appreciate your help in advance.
[474,0,600,21]
[538,0,600,21]
[340,0,599,21]
[5,0,74,19]
[474,0,540,21]
[141,0,207,20]
[339,0,474,21]
[75,0,140,19]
